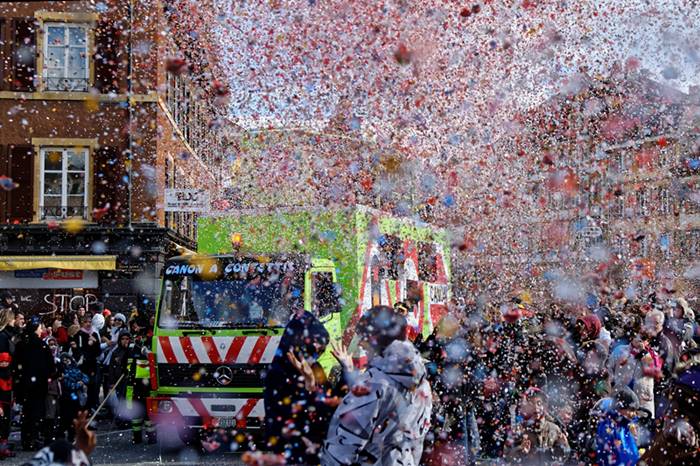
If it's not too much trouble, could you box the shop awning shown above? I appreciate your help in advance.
[0,255,117,271]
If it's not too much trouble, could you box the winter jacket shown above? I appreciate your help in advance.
[62,365,88,395]
[595,411,639,466]
[608,343,660,417]
[0,328,16,356]
[71,329,101,375]
[54,326,69,348]
[61,362,89,408]
[0,360,11,408]
[264,311,333,465]
[14,334,56,402]
[106,344,130,389]
[506,416,570,464]
[321,340,432,466]
[648,333,675,376]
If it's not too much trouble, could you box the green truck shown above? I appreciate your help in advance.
[147,205,451,442]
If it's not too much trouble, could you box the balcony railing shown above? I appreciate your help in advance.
[40,205,88,220]
[44,77,89,92]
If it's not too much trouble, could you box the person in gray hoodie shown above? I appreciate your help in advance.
[321,306,432,466]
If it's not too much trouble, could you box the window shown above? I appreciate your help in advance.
[379,235,402,280]
[418,242,437,282]
[40,147,89,219]
[658,187,670,216]
[12,18,37,92]
[43,23,89,91]
[659,233,671,258]
[636,189,649,217]
[684,181,700,215]
[688,230,700,256]
[312,272,338,318]
[164,157,173,228]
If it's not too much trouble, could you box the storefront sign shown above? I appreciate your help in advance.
[0,270,97,289]
[14,269,84,280]
[164,189,210,212]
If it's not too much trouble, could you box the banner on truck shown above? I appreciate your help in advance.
[164,189,210,212]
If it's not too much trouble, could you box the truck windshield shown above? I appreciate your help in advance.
[158,258,303,328]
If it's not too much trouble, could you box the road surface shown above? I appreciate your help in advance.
[10,426,245,465]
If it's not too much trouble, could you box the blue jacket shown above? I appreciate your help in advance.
[62,365,89,396]
[595,412,639,466]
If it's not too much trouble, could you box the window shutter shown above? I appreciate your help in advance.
[0,145,8,222]
[0,20,10,90]
[8,145,34,223]
[11,18,36,92]
[94,21,119,93]
[93,146,126,225]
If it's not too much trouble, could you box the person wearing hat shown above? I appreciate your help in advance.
[264,310,333,464]
[105,330,132,401]
[57,353,88,443]
[109,313,127,343]
[14,316,55,450]
[321,306,432,466]
[595,387,641,466]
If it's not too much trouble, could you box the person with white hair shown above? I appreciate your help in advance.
[664,299,697,356]
[643,310,675,376]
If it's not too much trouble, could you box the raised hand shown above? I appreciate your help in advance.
[287,351,315,391]
[301,436,319,455]
[73,410,97,455]
[330,340,353,369]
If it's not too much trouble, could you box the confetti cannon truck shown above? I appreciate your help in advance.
[146,205,451,447]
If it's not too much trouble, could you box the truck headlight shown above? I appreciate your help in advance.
[158,400,173,413]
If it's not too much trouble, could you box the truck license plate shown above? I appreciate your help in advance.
[217,417,238,428]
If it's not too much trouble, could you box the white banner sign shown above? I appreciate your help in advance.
[164,189,210,212]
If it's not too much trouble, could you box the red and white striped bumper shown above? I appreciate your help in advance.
[155,335,281,365]
[148,396,265,429]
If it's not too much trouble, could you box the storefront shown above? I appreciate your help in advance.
[0,255,116,315]
[0,224,195,317]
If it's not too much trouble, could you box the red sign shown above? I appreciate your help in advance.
[42,269,83,280]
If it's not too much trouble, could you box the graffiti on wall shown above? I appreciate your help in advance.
[15,292,100,314]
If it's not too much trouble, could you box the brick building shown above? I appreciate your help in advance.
[456,71,700,303]
[0,0,226,315]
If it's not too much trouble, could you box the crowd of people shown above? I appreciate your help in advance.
[416,295,699,466]
[258,294,700,466]
[1,288,699,466]
[0,291,154,463]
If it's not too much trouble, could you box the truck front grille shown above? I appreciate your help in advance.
[157,363,266,388]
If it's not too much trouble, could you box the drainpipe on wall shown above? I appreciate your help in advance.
[127,0,134,228]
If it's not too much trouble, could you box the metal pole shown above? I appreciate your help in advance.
[86,372,126,427]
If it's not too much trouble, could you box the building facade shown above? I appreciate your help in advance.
[0,0,226,315]
[456,71,700,303]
